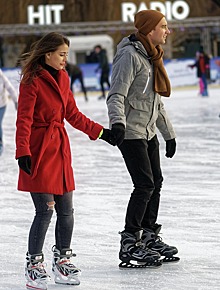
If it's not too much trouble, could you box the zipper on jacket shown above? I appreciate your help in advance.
[143,71,151,94]
[130,42,152,94]
[146,92,156,140]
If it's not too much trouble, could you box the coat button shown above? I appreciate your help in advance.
[51,134,55,139]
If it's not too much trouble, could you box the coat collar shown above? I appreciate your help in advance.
[38,68,69,107]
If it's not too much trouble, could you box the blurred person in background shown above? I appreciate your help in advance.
[94,45,110,100]
[106,10,179,269]
[188,46,210,97]
[15,32,114,290]
[0,68,17,156]
[65,62,88,102]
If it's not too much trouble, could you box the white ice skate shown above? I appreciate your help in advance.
[25,253,51,290]
[52,246,81,285]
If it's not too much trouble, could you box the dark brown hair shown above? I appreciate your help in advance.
[20,32,70,84]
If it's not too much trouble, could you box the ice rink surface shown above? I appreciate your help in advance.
[0,86,220,290]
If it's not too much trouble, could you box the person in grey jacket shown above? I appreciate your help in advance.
[106,9,179,268]
[0,68,17,155]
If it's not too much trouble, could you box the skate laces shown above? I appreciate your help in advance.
[29,261,45,271]
[56,258,80,276]
[135,240,145,249]
[27,262,50,281]
[155,235,167,246]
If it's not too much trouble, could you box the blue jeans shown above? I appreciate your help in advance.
[28,191,74,255]
[0,105,6,143]
[118,136,163,233]
[201,73,208,96]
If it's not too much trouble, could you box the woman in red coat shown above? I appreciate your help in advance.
[15,32,113,290]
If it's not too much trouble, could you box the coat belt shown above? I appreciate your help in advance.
[31,121,65,179]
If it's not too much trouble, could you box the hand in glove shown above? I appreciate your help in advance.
[111,123,125,146]
[18,155,31,175]
[165,138,176,158]
[99,128,116,146]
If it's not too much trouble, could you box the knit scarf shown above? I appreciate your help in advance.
[135,31,171,97]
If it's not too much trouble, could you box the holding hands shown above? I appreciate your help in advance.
[99,123,125,146]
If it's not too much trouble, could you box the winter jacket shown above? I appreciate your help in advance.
[15,68,103,195]
[194,54,210,79]
[0,69,17,108]
[107,36,176,141]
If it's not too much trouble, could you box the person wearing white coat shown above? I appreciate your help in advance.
[0,68,18,155]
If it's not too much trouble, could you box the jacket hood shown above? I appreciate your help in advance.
[117,35,149,59]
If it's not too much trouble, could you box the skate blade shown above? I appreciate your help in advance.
[160,256,180,263]
[119,260,162,269]
[55,276,80,285]
[26,282,47,290]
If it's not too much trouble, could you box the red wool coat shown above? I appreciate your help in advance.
[15,68,103,195]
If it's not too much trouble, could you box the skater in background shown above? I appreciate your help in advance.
[15,32,114,289]
[0,68,17,156]
[107,10,179,268]
[188,46,210,97]
[65,62,88,102]
[94,45,110,100]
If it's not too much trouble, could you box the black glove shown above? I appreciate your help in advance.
[99,128,116,146]
[165,138,176,158]
[111,123,125,146]
[18,155,31,175]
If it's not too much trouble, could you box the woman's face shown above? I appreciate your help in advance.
[45,43,69,70]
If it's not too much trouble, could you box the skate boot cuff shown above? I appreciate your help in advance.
[26,252,44,264]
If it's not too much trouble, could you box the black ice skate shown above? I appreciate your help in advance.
[142,228,180,263]
[25,252,51,290]
[52,246,81,285]
[119,230,162,269]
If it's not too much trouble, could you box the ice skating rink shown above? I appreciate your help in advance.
[0,86,220,290]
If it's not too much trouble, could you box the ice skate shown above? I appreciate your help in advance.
[142,228,180,263]
[119,230,162,269]
[25,252,50,290]
[98,95,105,100]
[52,246,81,285]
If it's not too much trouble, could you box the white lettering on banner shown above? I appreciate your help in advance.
[27,5,44,25]
[121,1,190,22]
[27,4,64,25]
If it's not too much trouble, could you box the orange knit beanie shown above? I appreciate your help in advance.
[134,10,165,35]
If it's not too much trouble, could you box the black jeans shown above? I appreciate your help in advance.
[28,191,74,255]
[100,70,110,96]
[119,136,163,233]
[70,72,87,98]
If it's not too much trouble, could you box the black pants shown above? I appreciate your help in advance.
[70,72,87,99]
[119,136,163,233]
[100,71,110,96]
[28,191,74,255]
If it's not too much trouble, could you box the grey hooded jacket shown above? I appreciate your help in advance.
[106,36,176,141]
